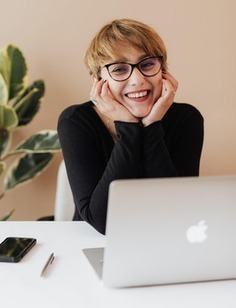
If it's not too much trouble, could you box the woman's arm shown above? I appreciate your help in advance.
[142,121,178,177]
[142,103,204,177]
[58,105,143,234]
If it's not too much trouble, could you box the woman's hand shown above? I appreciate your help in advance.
[142,71,178,127]
[90,78,138,123]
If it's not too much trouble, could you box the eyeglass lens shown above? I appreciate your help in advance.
[107,57,161,81]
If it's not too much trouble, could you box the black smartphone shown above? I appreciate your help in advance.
[0,237,37,263]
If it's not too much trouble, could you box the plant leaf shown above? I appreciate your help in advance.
[0,105,18,129]
[4,152,54,190]
[14,130,61,153]
[0,161,6,175]
[0,73,8,104]
[0,46,10,92]
[0,128,11,158]
[0,209,15,221]
[13,80,45,126]
[0,45,28,100]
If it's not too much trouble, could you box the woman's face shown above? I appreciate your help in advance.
[100,46,163,118]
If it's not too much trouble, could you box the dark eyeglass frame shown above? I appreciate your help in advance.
[103,56,163,82]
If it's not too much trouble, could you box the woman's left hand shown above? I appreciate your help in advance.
[142,71,178,127]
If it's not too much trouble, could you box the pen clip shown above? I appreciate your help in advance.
[40,253,55,277]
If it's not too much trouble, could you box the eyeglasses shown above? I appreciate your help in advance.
[103,57,162,82]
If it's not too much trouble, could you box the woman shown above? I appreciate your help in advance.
[58,19,204,235]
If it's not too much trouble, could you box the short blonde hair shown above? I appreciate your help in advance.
[84,19,168,80]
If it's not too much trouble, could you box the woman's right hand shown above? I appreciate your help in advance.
[90,79,138,123]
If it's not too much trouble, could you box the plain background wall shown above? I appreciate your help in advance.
[0,0,235,220]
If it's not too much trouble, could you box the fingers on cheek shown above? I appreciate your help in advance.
[163,73,178,89]
[91,85,99,97]
[162,85,176,101]
[170,79,178,92]
[90,83,102,100]
[175,81,179,91]
[100,80,108,94]
[162,80,170,94]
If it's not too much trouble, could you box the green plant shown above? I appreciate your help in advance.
[0,44,61,220]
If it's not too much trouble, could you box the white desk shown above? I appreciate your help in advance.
[0,222,236,308]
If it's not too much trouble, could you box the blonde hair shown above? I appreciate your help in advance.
[84,19,168,79]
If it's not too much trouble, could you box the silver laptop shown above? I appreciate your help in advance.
[82,175,236,288]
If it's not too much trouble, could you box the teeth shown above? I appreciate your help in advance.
[127,91,147,98]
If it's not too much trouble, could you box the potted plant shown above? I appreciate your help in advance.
[0,44,61,220]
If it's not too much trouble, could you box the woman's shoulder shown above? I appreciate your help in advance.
[58,101,93,121]
[165,102,204,122]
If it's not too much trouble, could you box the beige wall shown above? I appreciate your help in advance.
[0,0,235,220]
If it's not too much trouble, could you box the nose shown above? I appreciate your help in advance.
[128,67,145,86]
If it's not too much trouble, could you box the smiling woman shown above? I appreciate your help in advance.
[57,18,204,235]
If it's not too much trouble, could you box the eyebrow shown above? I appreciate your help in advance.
[106,54,149,65]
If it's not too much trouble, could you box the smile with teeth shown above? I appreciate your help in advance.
[127,90,148,99]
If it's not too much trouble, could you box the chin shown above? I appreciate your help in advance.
[131,108,152,118]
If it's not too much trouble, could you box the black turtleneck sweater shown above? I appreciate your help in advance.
[57,101,204,234]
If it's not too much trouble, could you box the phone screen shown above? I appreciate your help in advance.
[0,237,37,263]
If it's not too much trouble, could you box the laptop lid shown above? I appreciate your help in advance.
[100,175,236,288]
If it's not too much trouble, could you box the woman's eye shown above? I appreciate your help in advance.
[141,61,155,70]
[111,65,129,75]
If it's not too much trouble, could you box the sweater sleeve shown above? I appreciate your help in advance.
[88,121,142,234]
[164,104,204,176]
[58,107,142,234]
[142,121,178,177]
[142,103,204,177]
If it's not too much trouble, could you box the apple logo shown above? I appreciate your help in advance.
[186,220,208,243]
